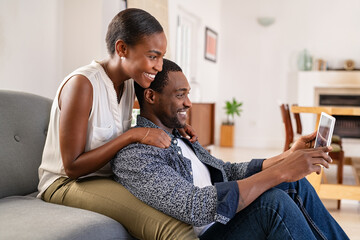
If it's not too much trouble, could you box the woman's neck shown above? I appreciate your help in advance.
[103,58,129,89]
[102,59,128,103]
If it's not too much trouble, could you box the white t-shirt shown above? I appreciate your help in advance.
[177,139,215,236]
[37,61,134,198]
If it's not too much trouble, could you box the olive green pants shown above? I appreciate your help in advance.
[43,176,197,240]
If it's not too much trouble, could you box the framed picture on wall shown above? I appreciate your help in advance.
[204,27,218,62]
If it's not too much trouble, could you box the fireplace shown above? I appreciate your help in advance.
[297,71,360,136]
[319,94,360,138]
[319,95,360,107]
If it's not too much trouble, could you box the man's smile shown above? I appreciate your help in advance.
[177,109,189,121]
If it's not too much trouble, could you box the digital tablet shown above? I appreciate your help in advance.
[314,112,336,150]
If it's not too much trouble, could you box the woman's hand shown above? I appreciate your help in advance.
[177,124,198,143]
[130,127,171,148]
[290,131,317,152]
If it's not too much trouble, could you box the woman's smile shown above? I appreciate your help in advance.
[143,72,156,81]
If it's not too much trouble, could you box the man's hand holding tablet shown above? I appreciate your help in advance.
[314,112,336,152]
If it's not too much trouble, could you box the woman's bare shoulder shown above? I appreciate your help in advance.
[59,74,93,111]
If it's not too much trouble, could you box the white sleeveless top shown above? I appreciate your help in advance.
[37,61,134,198]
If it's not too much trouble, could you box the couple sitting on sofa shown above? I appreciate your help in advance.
[43,56,347,239]
[38,8,347,240]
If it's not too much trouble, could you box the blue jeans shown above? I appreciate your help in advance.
[200,178,349,240]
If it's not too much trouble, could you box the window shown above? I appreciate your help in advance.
[176,9,201,101]
[176,9,199,83]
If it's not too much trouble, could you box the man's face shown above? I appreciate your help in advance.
[154,71,192,131]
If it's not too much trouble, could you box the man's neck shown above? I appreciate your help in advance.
[139,112,173,133]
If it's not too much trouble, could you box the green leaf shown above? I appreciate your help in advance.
[223,98,243,124]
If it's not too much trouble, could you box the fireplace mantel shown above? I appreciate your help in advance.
[297,71,360,134]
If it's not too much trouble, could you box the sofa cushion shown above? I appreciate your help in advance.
[0,196,135,240]
[0,90,52,198]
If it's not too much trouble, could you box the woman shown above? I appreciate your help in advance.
[38,8,197,240]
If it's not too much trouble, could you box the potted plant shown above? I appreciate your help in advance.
[220,98,243,147]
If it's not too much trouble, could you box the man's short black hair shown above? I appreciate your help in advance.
[135,59,182,109]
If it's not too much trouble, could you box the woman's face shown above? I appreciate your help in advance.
[123,32,167,88]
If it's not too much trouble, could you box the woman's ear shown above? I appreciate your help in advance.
[144,89,156,104]
[115,40,127,58]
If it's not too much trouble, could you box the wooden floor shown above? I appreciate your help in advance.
[209,142,360,240]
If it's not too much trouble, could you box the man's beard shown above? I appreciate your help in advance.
[167,115,186,129]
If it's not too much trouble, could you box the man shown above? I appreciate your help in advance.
[111,59,348,239]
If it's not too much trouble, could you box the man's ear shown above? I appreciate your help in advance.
[115,40,127,58]
[144,89,156,104]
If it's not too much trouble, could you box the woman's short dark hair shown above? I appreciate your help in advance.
[135,59,182,108]
[106,8,164,56]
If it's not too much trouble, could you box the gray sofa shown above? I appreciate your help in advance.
[0,90,135,240]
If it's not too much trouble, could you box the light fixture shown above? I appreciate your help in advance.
[257,17,275,27]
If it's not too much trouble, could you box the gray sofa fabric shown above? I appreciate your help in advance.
[0,90,134,240]
[0,196,130,240]
[0,90,52,198]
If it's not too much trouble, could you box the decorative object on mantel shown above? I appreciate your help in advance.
[204,27,217,63]
[344,59,355,71]
[314,58,327,71]
[297,49,313,71]
[257,17,275,27]
[220,98,243,147]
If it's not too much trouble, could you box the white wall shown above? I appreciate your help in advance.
[0,0,61,98]
[219,0,360,148]
[0,0,125,99]
[62,0,126,77]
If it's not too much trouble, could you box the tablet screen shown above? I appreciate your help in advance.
[314,112,336,148]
